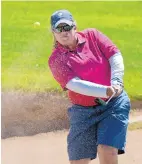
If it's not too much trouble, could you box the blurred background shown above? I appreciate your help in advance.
[1,1,142,138]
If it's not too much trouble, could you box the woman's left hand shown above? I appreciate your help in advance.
[112,85,123,97]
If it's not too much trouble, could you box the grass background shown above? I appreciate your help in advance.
[2,1,142,100]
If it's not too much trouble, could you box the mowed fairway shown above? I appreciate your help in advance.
[2,1,142,99]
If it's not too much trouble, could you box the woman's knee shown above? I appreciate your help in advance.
[70,159,90,164]
[97,144,118,164]
[98,144,118,154]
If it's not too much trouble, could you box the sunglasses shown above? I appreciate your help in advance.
[53,25,74,33]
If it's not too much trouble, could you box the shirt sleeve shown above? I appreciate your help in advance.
[109,52,124,87]
[91,29,120,59]
[48,54,76,90]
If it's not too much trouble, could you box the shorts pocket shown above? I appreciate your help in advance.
[111,96,131,124]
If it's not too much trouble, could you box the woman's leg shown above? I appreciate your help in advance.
[97,91,131,164]
[98,145,118,164]
[70,159,90,164]
[67,105,98,162]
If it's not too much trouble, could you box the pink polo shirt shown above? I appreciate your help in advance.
[48,28,120,106]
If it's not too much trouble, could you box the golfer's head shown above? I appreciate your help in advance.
[50,9,76,45]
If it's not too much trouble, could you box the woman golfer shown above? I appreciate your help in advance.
[48,9,131,164]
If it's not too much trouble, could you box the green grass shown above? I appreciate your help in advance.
[2,1,142,99]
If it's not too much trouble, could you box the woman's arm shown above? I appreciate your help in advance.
[109,52,124,87]
[66,52,124,98]
[66,77,114,98]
